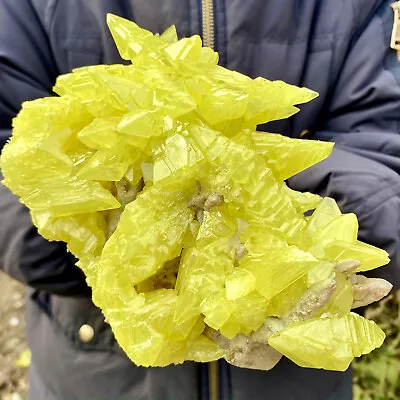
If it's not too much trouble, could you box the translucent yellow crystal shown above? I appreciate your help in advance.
[268,313,385,371]
[0,14,389,369]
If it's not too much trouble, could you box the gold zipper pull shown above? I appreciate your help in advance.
[391,2,400,60]
[208,360,219,400]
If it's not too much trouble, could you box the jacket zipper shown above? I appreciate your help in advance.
[208,360,219,400]
[201,1,219,398]
[201,0,215,49]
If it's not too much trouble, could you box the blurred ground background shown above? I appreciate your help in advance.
[0,272,399,400]
[0,273,28,400]
[353,290,400,400]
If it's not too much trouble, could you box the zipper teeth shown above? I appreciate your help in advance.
[202,0,215,49]
[203,4,217,398]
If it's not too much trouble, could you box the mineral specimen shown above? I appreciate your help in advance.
[0,14,392,371]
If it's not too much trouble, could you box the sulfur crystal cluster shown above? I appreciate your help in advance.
[0,14,392,371]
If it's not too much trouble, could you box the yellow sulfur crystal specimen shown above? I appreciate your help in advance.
[0,14,391,371]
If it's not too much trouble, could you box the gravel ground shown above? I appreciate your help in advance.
[0,273,28,400]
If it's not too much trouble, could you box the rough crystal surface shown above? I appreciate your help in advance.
[0,14,390,369]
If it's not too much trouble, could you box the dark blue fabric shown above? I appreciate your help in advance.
[1,0,400,399]
[289,0,400,287]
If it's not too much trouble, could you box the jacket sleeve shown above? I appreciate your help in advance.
[0,0,90,296]
[289,0,400,289]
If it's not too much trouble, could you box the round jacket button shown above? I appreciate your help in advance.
[78,324,95,343]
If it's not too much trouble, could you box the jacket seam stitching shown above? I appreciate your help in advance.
[229,32,349,45]
[49,0,61,44]
[358,190,400,218]
[342,179,400,213]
